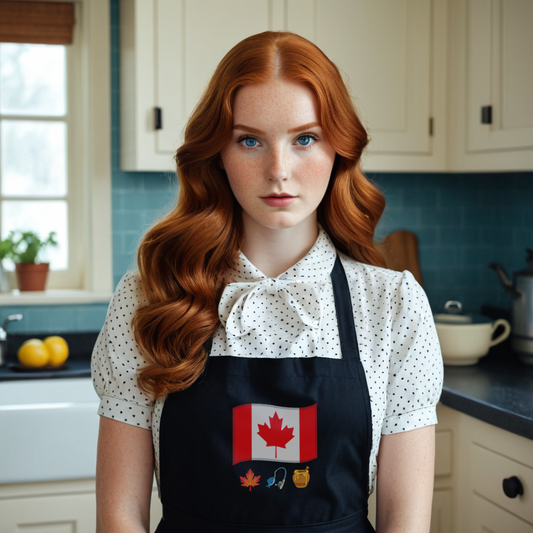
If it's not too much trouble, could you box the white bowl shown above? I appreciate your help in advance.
[435,318,511,366]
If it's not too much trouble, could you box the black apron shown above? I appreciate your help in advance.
[156,256,375,532]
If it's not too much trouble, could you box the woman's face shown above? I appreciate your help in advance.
[220,78,336,237]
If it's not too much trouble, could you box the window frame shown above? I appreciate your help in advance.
[0,0,112,303]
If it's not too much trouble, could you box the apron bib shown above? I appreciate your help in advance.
[156,256,375,532]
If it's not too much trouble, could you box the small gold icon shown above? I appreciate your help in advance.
[292,466,310,488]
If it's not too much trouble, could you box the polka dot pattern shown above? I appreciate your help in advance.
[214,231,340,358]
[91,274,153,428]
[91,228,443,495]
[340,251,444,491]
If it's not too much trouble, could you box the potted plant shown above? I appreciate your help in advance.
[5,231,58,291]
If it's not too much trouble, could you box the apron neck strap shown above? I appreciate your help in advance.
[331,255,361,361]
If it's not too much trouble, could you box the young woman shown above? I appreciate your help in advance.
[92,31,443,533]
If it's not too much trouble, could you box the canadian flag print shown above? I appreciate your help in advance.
[233,403,317,465]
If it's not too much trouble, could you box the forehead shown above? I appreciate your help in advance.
[232,79,320,126]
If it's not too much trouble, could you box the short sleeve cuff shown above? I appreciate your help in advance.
[97,394,152,430]
[382,403,438,435]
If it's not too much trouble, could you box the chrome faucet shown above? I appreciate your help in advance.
[0,314,23,366]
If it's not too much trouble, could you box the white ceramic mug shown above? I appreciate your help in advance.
[435,318,511,366]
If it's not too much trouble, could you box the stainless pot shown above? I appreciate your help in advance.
[490,248,533,364]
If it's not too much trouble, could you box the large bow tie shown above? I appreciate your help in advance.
[220,278,324,337]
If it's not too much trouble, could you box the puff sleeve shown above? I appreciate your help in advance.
[382,270,444,434]
[91,272,153,429]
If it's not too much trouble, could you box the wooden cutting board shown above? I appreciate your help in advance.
[376,230,424,287]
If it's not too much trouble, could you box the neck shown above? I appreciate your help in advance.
[240,218,319,278]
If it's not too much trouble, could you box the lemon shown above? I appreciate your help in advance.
[43,336,69,366]
[18,339,50,368]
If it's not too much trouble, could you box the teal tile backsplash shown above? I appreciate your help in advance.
[1,0,531,334]
[371,172,532,313]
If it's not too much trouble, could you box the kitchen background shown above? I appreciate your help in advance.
[2,0,532,334]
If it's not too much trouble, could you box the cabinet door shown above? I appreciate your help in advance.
[467,0,533,152]
[285,1,435,157]
[469,494,533,533]
[156,0,273,154]
[430,489,453,533]
[121,0,284,171]
[0,492,96,533]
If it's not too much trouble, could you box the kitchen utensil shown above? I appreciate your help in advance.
[490,249,533,365]
[376,230,423,286]
[434,302,511,366]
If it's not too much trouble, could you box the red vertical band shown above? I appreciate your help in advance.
[299,404,317,462]
[233,404,252,465]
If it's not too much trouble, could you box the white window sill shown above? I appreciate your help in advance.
[0,290,113,306]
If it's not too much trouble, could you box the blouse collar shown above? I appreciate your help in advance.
[229,226,337,284]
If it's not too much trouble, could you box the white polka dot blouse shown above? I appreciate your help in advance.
[91,228,444,494]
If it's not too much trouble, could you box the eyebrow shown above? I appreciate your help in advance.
[232,122,321,134]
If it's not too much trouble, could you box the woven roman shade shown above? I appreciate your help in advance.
[0,1,75,45]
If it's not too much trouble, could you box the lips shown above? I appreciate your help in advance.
[261,194,296,207]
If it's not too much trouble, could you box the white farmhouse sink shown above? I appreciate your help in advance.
[0,378,100,484]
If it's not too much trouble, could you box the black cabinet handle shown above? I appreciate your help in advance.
[502,476,523,498]
[481,105,492,124]
[154,107,162,130]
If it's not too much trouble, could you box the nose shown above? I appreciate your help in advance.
[266,146,289,182]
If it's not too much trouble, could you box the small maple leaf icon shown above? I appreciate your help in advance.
[240,469,261,491]
[257,411,295,458]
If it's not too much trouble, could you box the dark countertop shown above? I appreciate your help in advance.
[440,348,533,441]
[0,332,97,381]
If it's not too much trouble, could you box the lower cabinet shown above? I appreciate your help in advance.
[0,490,96,533]
[430,489,453,533]
[0,479,162,533]
[370,405,533,532]
[438,404,533,533]
[470,494,533,533]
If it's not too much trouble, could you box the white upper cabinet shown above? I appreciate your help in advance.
[449,0,533,170]
[155,0,273,155]
[467,0,533,152]
[285,0,447,172]
[120,0,446,172]
[121,0,274,171]
[120,0,533,172]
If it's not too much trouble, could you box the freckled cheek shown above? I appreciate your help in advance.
[224,155,264,185]
[298,157,334,191]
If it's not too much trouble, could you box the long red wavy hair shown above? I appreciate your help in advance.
[134,31,386,399]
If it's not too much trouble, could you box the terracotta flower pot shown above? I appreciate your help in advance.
[15,263,50,291]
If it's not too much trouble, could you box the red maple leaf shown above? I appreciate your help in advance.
[257,411,295,458]
[240,469,261,491]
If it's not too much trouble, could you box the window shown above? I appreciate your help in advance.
[0,0,112,299]
[0,43,76,283]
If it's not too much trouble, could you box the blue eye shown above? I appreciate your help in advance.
[297,135,316,146]
[239,137,258,148]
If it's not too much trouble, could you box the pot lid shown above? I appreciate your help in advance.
[433,300,493,325]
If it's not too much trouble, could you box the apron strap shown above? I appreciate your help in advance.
[331,255,360,361]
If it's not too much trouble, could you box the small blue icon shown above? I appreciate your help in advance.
[266,467,287,489]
